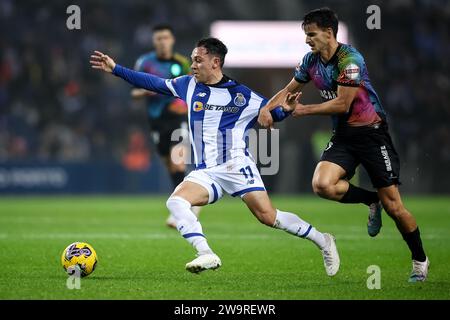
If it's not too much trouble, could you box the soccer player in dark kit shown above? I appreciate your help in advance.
[258,7,429,282]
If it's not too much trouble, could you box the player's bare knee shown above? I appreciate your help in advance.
[312,180,335,198]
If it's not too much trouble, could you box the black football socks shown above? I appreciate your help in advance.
[339,183,379,206]
[402,227,427,262]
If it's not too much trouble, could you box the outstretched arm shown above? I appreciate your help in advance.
[90,50,116,72]
[90,50,173,96]
[285,85,359,117]
[257,78,305,129]
[131,57,158,99]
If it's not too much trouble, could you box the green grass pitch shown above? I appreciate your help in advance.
[0,195,449,300]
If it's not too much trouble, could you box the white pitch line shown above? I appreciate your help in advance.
[0,233,447,240]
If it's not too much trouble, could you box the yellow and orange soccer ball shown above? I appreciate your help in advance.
[61,242,98,277]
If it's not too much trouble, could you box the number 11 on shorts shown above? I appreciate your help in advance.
[239,166,254,179]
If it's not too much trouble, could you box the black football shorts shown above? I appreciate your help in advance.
[148,118,188,157]
[320,124,401,188]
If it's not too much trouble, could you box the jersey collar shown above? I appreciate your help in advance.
[204,75,236,88]
[320,43,342,66]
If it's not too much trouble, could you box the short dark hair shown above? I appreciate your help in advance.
[152,24,174,34]
[302,7,338,38]
[196,37,228,68]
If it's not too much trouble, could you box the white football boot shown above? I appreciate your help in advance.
[321,233,340,276]
[408,257,430,282]
[185,253,222,274]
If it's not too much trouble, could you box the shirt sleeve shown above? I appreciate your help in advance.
[336,51,364,87]
[164,75,192,101]
[258,97,291,122]
[113,64,174,96]
[294,53,312,83]
[270,106,292,122]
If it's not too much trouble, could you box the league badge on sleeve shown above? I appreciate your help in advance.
[344,63,360,80]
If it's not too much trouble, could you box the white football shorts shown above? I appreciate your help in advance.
[184,156,266,204]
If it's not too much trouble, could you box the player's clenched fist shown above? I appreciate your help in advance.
[90,50,116,73]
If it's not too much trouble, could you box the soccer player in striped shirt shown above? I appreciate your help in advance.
[90,38,340,276]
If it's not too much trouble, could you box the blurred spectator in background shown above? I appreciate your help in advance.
[122,129,151,172]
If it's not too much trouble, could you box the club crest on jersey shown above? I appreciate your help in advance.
[344,63,360,80]
[193,101,204,112]
[234,93,246,107]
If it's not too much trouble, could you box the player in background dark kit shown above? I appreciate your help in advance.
[131,24,200,228]
[258,7,429,282]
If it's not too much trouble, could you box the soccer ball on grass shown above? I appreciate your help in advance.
[61,242,98,277]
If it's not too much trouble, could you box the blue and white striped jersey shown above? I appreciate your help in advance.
[113,65,290,169]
